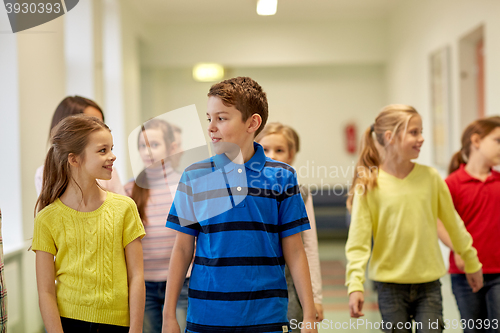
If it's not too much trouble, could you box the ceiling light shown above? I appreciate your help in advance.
[257,0,277,16]
[193,63,224,82]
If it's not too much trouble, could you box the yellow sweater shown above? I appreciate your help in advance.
[345,164,481,294]
[32,192,146,326]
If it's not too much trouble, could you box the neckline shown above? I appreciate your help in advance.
[56,191,112,216]
[380,163,418,181]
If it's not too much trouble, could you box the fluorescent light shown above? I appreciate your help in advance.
[193,63,224,82]
[257,0,277,16]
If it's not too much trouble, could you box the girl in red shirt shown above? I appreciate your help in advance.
[438,116,500,332]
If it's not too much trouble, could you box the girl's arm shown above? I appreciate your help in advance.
[283,233,317,333]
[36,251,64,333]
[162,232,195,333]
[437,219,465,271]
[302,195,323,321]
[125,238,145,333]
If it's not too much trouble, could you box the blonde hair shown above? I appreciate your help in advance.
[346,104,419,211]
[255,122,300,161]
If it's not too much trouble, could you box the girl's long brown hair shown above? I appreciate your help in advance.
[131,119,175,223]
[35,115,110,215]
[448,116,500,175]
[346,104,419,211]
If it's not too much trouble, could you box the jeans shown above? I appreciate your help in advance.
[375,280,444,333]
[143,278,189,333]
[60,317,129,333]
[451,273,500,333]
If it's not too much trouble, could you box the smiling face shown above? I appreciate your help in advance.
[206,96,254,155]
[80,129,115,180]
[473,127,500,167]
[138,128,170,167]
[258,133,294,165]
[395,115,424,161]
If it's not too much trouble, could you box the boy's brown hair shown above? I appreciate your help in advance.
[208,77,268,136]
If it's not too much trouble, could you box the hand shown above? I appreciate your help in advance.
[349,291,365,318]
[314,303,324,322]
[300,317,318,333]
[161,319,181,333]
[454,252,465,272]
[466,268,483,293]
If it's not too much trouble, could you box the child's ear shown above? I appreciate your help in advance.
[247,114,262,134]
[383,130,394,145]
[68,153,80,167]
[470,133,481,150]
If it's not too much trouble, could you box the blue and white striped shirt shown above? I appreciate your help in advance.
[167,142,310,333]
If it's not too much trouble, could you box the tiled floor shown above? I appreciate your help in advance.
[317,240,463,332]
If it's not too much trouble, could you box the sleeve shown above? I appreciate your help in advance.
[278,171,310,238]
[302,195,323,304]
[166,171,201,237]
[345,191,373,294]
[122,200,146,248]
[31,213,57,255]
[437,176,482,274]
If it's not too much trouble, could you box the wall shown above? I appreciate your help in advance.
[141,64,387,186]
[387,0,500,169]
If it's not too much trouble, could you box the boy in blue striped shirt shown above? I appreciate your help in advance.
[163,77,317,333]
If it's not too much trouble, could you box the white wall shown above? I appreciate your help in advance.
[387,0,500,169]
[141,18,389,68]
[141,64,387,186]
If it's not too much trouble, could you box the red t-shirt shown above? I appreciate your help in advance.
[446,164,500,274]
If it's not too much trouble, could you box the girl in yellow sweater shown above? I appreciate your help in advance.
[32,115,146,333]
[345,105,483,332]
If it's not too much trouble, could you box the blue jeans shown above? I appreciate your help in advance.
[60,317,129,333]
[143,278,189,333]
[451,273,500,333]
[375,280,444,333]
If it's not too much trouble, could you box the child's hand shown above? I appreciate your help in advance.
[454,252,465,272]
[314,303,324,321]
[466,268,483,293]
[300,318,318,333]
[348,291,365,318]
[161,319,181,333]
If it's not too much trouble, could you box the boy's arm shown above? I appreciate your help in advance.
[125,238,145,333]
[36,251,64,333]
[162,232,195,333]
[283,233,317,332]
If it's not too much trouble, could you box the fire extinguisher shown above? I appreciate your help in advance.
[345,123,357,154]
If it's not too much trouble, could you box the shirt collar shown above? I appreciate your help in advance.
[456,163,500,183]
[212,142,266,173]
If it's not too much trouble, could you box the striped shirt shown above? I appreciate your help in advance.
[125,165,181,281]
[167,142,310,333]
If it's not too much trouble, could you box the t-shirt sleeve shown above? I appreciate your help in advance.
[31,213,57,255]
[166,172,201,237]
[122,200,146,248]
[437,174,481,274]
[278,170,310,238]
[345,190,373,294]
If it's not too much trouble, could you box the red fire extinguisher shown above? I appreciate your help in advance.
[345,123,357,154]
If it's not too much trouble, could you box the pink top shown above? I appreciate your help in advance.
[125,165,182,282]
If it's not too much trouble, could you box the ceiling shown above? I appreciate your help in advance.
[130,0,398,26]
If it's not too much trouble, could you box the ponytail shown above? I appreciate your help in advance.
[346,125,380,211]
[448,151,467,175]
[346,104,419,212]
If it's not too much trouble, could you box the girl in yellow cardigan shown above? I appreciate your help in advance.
[32,115,145,333]
[345,105,483,332]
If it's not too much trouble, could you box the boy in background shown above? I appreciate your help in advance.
[163,77,317,333]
